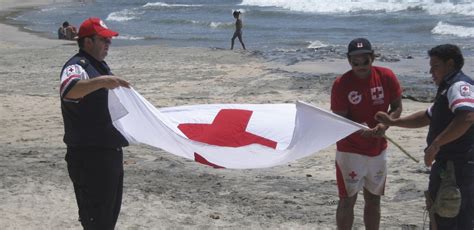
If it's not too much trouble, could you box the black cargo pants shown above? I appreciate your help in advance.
[66,147,124,230]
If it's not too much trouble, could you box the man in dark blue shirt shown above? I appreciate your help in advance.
[375,44,474,229]
[60,17,130,230]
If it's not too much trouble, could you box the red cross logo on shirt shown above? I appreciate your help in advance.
[178,109,278,168]
[349,171,357,179]
[371,86,384,100]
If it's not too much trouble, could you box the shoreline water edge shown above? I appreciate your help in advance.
[0,0,472,229]
[5,0,474,102]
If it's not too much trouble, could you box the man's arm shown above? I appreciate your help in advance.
[64,75,130,100]
[361,96,403,137]
[424,110,474,166]
[375,110,430,128]
[375,96,403,133]
[387,96,402,120]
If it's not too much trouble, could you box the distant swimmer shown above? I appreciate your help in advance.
[231,10,246,50]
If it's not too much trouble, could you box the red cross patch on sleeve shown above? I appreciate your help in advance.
[65,65,82,77]
[460,85,471,97]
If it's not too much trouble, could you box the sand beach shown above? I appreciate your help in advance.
[1,0,473,229]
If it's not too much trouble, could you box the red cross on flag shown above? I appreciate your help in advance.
[108,87,365,169]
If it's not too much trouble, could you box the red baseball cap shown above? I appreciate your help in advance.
[78,17,118,38]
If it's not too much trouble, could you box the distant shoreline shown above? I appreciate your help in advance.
[1,8,56,39]
[0,0,76,41]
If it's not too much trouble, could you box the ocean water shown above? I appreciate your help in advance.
[10,0,474,100]
[13,0,474,56]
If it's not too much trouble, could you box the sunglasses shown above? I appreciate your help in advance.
[350,58,370,67]
[90,36,111,44]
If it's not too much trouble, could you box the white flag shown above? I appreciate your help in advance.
[108,87,366,169]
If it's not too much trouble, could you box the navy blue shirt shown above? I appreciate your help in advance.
[427,70,474,160]
[60,50,128,148]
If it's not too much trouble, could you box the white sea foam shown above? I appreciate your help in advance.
[432,21,474,38]
[40,7,57,12]
[210,22,223,28]
[240,0,474,15]
[307,40,329,49]
[186,20,232,28]
[143,2,202,8]
[232,8,247,13]
[116,35,146,40]
[210,21,233,28]
[107,9,140,22]
[425,2,474,16]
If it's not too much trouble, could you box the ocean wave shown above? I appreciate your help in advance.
[209,21,233,29]
[231,8,247,14]
[154,19,233,28]
[240,0,474,15]
[107,9,142,22]
[432,21,474,38]
[115,35,146,40]
[185,20,233,29]
[425,2,474,16]
[40,7,57,12]
[307,40,329,49]
[143,2,202,8]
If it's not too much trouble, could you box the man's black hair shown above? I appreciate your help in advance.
[428,44,464,70]
[77,36,94,49]
[63,21,69,27]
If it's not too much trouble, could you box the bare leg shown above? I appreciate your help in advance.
[363,188,381,230]
[336,194,357,230]
[231,32,237,50]
[237,34,246,50]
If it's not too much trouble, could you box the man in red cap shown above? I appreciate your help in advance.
[59,17,130,229]
[330,38,403,229]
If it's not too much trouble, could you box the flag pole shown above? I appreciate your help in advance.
[384,135,419,163]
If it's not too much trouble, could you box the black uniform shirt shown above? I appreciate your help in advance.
[59,50,128,148]
[427,70,474,160]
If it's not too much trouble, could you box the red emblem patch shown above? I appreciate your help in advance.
[460,85,471,97]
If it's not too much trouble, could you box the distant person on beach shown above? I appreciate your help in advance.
[59,17,130,229]
[375,44,474,229]
[330,38,403,230]
[231,10,246,50]
[58,21,78,40]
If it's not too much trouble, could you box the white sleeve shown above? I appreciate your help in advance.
[59,64,88,99]
[447,81,474,113]
[426,104,433,118]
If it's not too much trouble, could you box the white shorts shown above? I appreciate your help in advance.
[335,150,387,197]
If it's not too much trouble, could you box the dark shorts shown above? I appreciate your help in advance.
[429,159,474,229]
[66,147,124,230]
